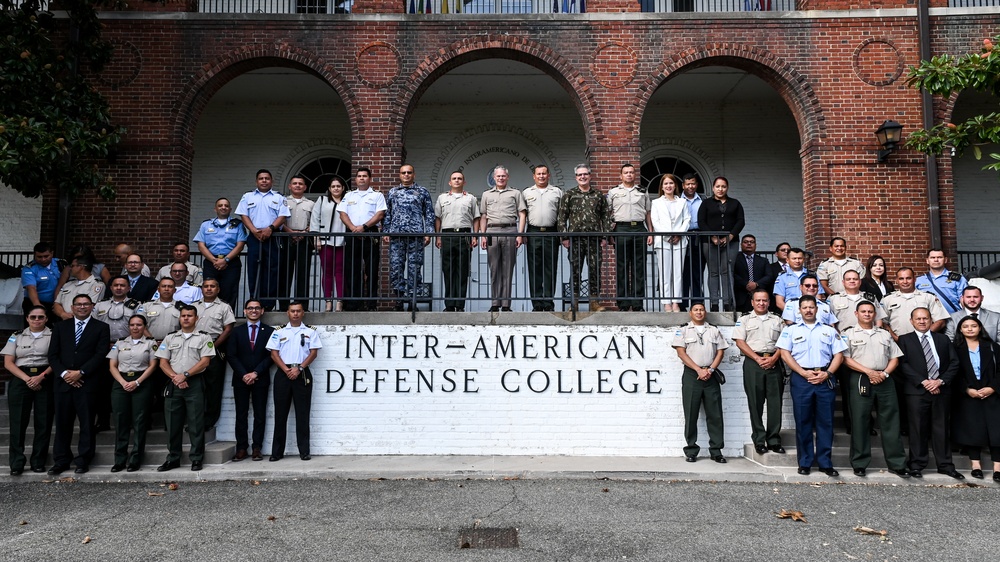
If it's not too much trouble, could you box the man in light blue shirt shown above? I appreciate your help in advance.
[21,242,61,316]
[235,169,290,311]
[915,248,967,314]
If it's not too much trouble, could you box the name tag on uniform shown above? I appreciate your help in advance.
[793,335,806,343]
[851,339,865,346]
[206,228,216,233]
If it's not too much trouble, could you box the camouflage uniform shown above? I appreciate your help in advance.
[556,186,610,305]
[384,183,435,300]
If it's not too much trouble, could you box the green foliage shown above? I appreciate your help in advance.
[0,0,125,199]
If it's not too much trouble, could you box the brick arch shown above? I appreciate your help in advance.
[394,36,600,147]
[630,45,827,144]
[170,45,362,149]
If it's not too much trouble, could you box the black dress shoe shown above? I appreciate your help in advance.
[126,464,140,472]
[685,456,697,463]
[754,444,768,455]
[10,468,23,476]
[300,454,311,461]
[156,460,180,472]
[910,470,923,478]
[797,467,810,475]
[488,306,500,312]
[74,466,89,474]
[821,467,839,477]
[47,464,70,475]
[500,307,512,312]
[938,469,965,480]
[31,467,45,473]
[994,472,1000,482]
[889,468,911,478]
[110,464,126,473]
[712,456,727,464]
[768,444,786,454]
[853,467,866,476]
[632,307,645,312]
[191,461,203,471]
[971,468,984,479]
[269,455,283,462]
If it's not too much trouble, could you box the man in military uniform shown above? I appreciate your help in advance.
[672,303,729,463]
[92,275,139,431]
[608,163,652,312]
[733,289,785,455]
[777,295,846,477]
[915,248,968,314]
[155,303,215,472]
[881,267,949,340]
[841,300,910,478]
[522,165,563,312]
[21,242,61,319]
[155,242,203,286]
[816,237,866,296]
[556,163,609,312]
[154,263,202,305]
[383,164,435,311]
[266,302,322,461]
[193,278,236,429]
[194,197,247,310]
[945,286,1000,341]
[773,247,826,312]
[781,274,837,326]
[279,175,315,310]
[339,167,387,311]
[434,170,480,312]
[479,165,527,312]
[236,169,290,311]
[138,278,181,343]
[51,258,106,321]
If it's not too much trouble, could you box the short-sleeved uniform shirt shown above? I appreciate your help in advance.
[266,323,323,365]
[93,298,139,342]
[435,191,480,230]
[816,257,866,295]
[340,188,387,228]
[732,312,783,354]
[155,330,216,373]
[194,216,248,257]
[782,298,839,326]
[840,326,902,372]
[773,269,825,302]
[285,196,315,232]
[607,184,650,223]
[55,277,106,313]
[155,262,204,286]
[777,321,847,367]
[1,328,52,367]
[523,185,563,228]
[137,300,181,341]
[672,322,729,367]
[21,259,61,303]
[235,188,291,229]
[827,292,886,329]
[194,299,236,340]
[480,187,526,225]
[914,269,968,314]
[880,290,950,337]
[107,337,158,373]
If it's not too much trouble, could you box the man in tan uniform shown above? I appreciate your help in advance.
[522,164,563,312]
[672,303,729,463]
[732,289,785,455]
[608,163,652,311]
[52,258,106,321]
[193,278,236,429]
[479,165,527,312]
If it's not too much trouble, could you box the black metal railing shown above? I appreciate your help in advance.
[958,251,1000,276]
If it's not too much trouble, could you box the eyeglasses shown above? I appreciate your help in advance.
[575,173,590,176]
[245,306,263,311]
[27,315,46,320]
[777,248,790,252]
[802,284,819,288]
[400,171,414,175]
[72,303,93,307]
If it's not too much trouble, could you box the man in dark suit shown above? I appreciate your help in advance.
[898,306,964,479]
[124,253,158,303]
[47,294,111,474]
[226,299,274,462]
[732,234,774,313]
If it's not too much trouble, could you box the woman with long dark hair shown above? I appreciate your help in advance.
[860,255,894,302]
[952,315,1000,480]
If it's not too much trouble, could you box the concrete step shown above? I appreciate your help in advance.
[0,440,235,469]
[0,424,219,447]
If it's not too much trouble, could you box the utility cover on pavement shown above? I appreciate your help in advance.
[458,527,519,549]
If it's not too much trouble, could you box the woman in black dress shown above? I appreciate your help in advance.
[952,315,1000,480]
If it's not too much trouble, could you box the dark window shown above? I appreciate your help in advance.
[640,156,700,196]
[297,156,352,194]
[296,0,327,13]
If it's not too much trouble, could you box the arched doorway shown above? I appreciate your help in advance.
[403,57,589,311]
[951,90,1000,260]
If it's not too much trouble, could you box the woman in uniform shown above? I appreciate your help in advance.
[1,305,53,475]
[310,176,347,312]
[952,315,1000,481]
[107,314,159,472]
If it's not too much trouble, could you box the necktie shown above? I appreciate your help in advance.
[920,334,939,380]
[130,276,137,289]
[746,255,754,281]
[250,324,257,350]
[972,312,979,319]
[75,320,84,345]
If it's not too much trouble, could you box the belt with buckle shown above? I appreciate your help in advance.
[124,371,138,378]
[616,221,642,227]
[490,223,515,228]
[759,352,775,357]
[442,228,471,232]
[23,366,47,374]
[527,225,556,232]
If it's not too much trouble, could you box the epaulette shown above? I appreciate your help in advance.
[202,217,214,223]
[125,298,140,309]
[198,330,211,335]
[307,324,316,329]
[229,218,241,228]
[948,272,963,282]
[861,292,877,303]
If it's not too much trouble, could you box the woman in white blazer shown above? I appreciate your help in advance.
[309,177,347,312]
[649,173,691,312]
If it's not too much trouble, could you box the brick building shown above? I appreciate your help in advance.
[5,0,999,280]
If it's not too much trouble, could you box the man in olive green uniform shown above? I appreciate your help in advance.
[523,165,563,312]
[434,170,480,312]
[155,304,215,472]
[841,300,911,478]
[608,163,652,311]
[193,278,236,429]
[92,275,139,431]
[556,163,610,312]
[672,303,729,462]
[732,289,785,455]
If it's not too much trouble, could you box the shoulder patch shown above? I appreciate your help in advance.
[948,272,963,282]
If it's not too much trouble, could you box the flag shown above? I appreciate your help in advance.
[409,0,416,11]
[441,0,449,13]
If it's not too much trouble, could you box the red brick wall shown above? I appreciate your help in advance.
[47,12,999,271]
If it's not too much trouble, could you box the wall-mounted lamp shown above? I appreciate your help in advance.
[875,120,904,163]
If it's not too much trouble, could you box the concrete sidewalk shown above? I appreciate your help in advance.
[1,454,984,486]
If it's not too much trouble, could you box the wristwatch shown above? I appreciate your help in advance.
[183,371,190,378]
